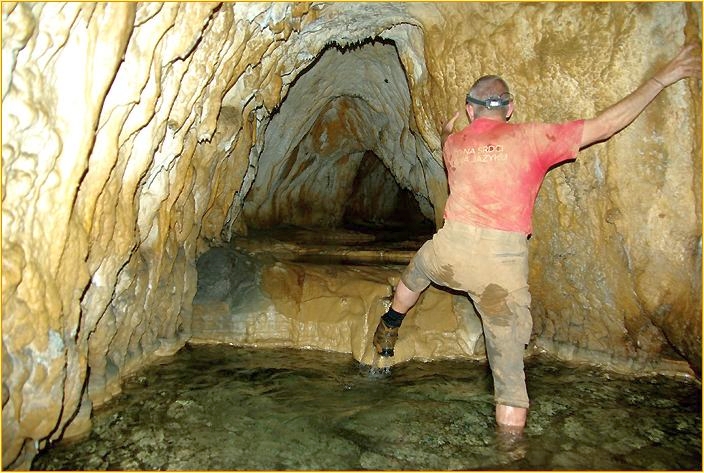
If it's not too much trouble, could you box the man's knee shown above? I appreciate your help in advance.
[477,283,510,316]
[478,285,532,346]
[400,258,431,294]
[392,279,422,313]
[506,287,532,345]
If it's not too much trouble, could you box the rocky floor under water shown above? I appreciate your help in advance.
[33,344,701,471]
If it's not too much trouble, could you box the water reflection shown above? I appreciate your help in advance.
[32,345,701,470]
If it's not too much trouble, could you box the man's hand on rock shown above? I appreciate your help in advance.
[653,44,702,87]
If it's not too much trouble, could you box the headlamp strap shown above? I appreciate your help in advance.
[466,94,512,109]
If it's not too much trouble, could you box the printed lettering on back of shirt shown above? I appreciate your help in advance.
[457,144,508,163]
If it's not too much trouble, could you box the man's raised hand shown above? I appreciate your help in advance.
[652,44,702,87]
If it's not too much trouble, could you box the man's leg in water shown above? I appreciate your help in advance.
[378,288,529,432]
[453,224,531,433]
[476,284,532,434]
[373,246,432,357]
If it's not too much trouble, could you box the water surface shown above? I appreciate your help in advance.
[32,345,701,470]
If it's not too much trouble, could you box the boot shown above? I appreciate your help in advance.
[373,319,399,357]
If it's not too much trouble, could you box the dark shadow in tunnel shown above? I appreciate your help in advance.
[342,150,434,244]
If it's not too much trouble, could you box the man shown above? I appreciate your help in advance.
[373,44,701,433]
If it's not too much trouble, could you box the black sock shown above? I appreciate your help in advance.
[381,308,405,327]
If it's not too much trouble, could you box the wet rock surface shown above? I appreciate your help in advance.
[192,226,486,367]
[31,345,702,471]
[3,3,700,468]
[192,227,696,375]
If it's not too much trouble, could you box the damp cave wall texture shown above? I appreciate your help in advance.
[1,2,702,469]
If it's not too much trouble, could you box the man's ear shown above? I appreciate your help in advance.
[466,104,475,121]
[506,102,514,120]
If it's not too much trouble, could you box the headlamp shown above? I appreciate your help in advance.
[466,92,513,110]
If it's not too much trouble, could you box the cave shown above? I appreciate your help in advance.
[241,38,436,236]
[242,38,439,233]
[2,2,701,469]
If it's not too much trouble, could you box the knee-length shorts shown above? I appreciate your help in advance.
[401,220,532,408]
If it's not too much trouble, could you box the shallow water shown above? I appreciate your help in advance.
[33,345,701,470]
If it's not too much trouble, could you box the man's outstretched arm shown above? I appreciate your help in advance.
[581,44,701,148]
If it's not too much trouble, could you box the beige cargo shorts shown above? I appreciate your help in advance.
[401,220,532,408]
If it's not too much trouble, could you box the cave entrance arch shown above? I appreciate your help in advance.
[242,38,437,242]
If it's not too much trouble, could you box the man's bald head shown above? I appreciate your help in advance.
[466,75,512,119]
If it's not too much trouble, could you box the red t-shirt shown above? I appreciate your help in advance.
[443,117,584,235]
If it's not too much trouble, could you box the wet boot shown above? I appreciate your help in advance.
[373,319,399,357]
[372,308,405,357]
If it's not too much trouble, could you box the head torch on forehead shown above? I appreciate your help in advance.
[466,92,514,109]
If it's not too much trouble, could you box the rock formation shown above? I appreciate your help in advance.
[2,2,700,469]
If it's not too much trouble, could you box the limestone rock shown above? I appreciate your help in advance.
[2,2,700,468]
[190,246,485,366]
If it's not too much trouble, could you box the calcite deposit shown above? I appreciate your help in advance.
[191,242,486,367]
[2,2,701,469]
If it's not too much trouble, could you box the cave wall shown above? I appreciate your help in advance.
[2,2,701,469]
[191,247,485,366]
[412,2,702,370]
[486,3,703,371]
[343,150,423,227]
[242,40,443,229]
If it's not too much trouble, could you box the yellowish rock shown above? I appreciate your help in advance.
[2,2,700,469]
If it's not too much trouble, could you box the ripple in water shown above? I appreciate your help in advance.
[32,345,702,471]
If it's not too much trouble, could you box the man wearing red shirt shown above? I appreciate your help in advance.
[373,44,700,433]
